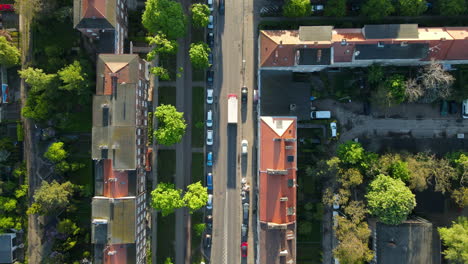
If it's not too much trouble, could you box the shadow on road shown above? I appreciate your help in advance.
[227,125,237,189]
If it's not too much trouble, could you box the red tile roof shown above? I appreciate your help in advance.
[103,159,129,198]
[82,0,106,19]
[260,26,468,67]
[259,117,297,224]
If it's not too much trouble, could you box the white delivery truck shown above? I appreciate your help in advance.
[228,94,238,124]
[310,111,331,119]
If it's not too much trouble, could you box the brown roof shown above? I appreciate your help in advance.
[74,0,118,28]
[259,222,296,264]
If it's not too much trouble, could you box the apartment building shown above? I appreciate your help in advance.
[91,54,150,264]
[258,116,298,264]
[73,0,128,54]
[260,24,468,71]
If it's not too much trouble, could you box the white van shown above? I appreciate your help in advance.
[206,110,213,127]
[311,111,331,119]
[462,99,468,119]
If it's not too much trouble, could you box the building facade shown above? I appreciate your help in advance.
[260,25,468,71]
[258,116,298,264]
[91,54,150,264]
[73,0,128,54]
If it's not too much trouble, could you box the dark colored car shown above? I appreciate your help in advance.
[219,0,225,15]
[241,242,248,257]
[206,70,214,86]
[241,86,247,103]
[363,101,371,115]
[208,53,213,66]
[449,101,458,114]
[440,100,448,116]
[0,4,14,11]
[204,234,212,248]
[207,32,214,48]
[206,215,213,230]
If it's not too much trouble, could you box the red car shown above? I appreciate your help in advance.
[241,242,248,257]
[0,4,14,11]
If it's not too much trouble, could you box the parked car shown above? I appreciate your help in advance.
[311,4,324,13]
[243,203,249,221]
[241,224,248,238]
[206,70,214,86]
[207,172,213,191]
[1,84,9,103]
[206,214,213,229]
[208,52,213,66]
[219,0,225,14]
[311,111,331,119]
[207,88,213,104]
[241,139,248,155]
[208,15,214,29]
[206,129,213,145]
[204,234,212,248]
[206,110,213,127]
[0,4,14,11]
[241,86,247,103]
[449,101,458,114]
[462,99,468,118]
[330,122,337,138]
[207,194,213,209]
[207,0,213,11]
[207,151,213,166]
[207,32,214,48]
[440,100,448,116]
[241,242,248,257]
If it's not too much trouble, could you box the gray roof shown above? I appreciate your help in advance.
[299,26,333,42]
[92,197,136,244]
[298,48,331,65]
[376,220,434,264]
[363,24,419,39]
[355,43,428,60]
[0,234,13,263]
[96,54,141,95]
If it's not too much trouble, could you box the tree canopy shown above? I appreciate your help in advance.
[57,60,90,96]
[438,0,467,16]
[438,217,468,264]
[142,0,186,39]
[183,181,208,213]
[150,182,185,216]
[283,0,311,17]
[324,0,346,17]
[154,104,187,146]
[44,142,68,163]
[146,33,178,61]
[361,0,394,20]
[18,67,57,92]
[366,174,416,225]
[337,141,364,166]
[398,0,427,16]
[0,36,20,67]
[189,42,211,69]
[30,180,74,215]
[191,3,210,28]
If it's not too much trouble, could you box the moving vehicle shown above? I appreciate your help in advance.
[208,15,213,29]
[241,242,248,257]
[207,173,213,191]
[241,86,248,103]
[241,139,248,155]
[440,100,448,116]
[228,94,238,124]
[330,122,337,138]
[206,129,213,145]
[0,4,14,11]
[243,203,249,221]
[219,0,225,14]
[207,32,214,48]
[462,99,468,118]
[206,70,214,86]
[207,152,213,166]
[207,194,213,209]
[206,110,213,127]
[206,88,213,104]
[204,234,212,248]
[310,111,331,119]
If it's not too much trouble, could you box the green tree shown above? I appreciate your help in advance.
[438,0,467,16]
[57,61,89,95]
[142,0,186,39]
[150,182,184,216]
[333,232,374,264]
[431,158,457,194]
[343,200,367,224]
[183,181,208,213]
[191,3,210,28]
[298,221,312,235]
[367,64,384,84]
[337,141,364,166]
[452,187,468,208]
[18,67,57,92]
[339,168,363,189]
[361,0,394,20]
[194,223,206,236]
[31,180,74,215]
[438,217,468,264]
[189,42,211,69]
[146,33,178,61]
[164,258,174,264]
[283,0,311,17]
[154,104,187,146]
[44,142,68,163]
[388,160,410,182]
[324,0,346,17]
[366,174,416,225]
[0,216,15,231]
[407,153,432,191]
[150,66,171,80]
[398,0,427,16]
[385,74,406,104]
[57,219,80,236]
[0,36,20,66]
[0,197,17,212]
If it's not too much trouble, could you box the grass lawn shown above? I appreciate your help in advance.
[157,150,176,183]
[156,212,176,263]
[193,69,205,82]
[191,26,205,43]
[191,152,204,184]
[191,211,204,264]
[296,243,322,264]
[192,87,205,148]
[158,86,177,106]
[57,108,92,133]
[159,53,177,81]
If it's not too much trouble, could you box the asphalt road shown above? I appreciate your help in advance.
[210,0,257,263]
